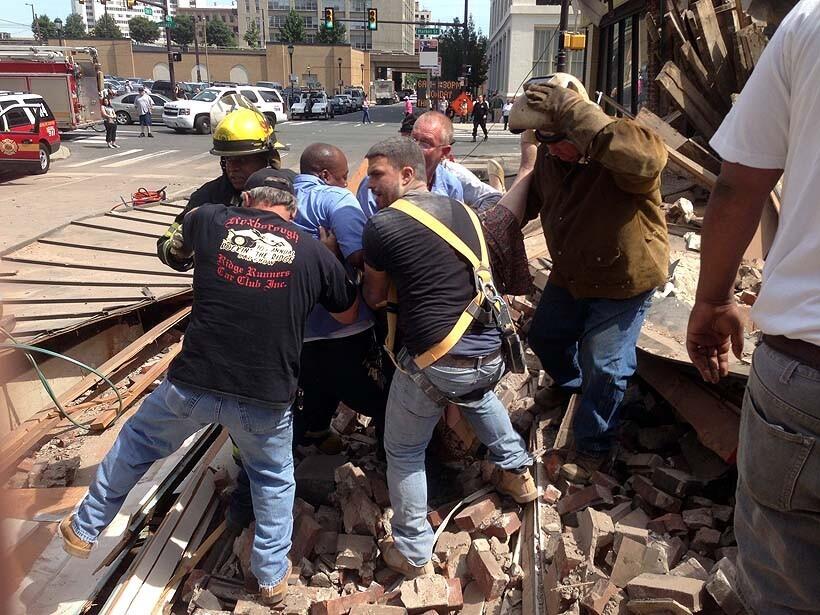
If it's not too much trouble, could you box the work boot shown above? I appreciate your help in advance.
[259,560,292,606]
[59,514,92,559]
[379,537,434,578]
[534,385,576,410]
[491,466,538,504]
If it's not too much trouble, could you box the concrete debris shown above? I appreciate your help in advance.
[705,558,748,615]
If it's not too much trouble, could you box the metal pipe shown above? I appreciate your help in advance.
[164,0,176,93]
[194,24,202,82]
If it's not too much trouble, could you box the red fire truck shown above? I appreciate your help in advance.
[0,46,104,132]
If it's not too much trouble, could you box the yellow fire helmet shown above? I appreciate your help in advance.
[210,97,280,161]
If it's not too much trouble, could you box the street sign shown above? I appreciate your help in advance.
[289,74,298,84]
[143,7,153,15]
[416,27,440,36]
[431,57,442,77]
[419,39,438,69]
[161,17,174,27]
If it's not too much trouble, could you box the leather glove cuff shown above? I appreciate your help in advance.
[557,103,616,155]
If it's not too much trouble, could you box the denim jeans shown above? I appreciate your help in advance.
[72,378,294,588]
[384,355,532,566]
[362,109,372,124]
[734,343,820,615]
[528,282,652,454]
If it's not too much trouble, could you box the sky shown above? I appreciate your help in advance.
[1,0,490,38]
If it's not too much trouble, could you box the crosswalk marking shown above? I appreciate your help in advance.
[164,151,211,168]
[376,123,386,127]
[65,148,143,168]
[102,149,179,168]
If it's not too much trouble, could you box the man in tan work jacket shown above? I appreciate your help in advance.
[509,73,669,472]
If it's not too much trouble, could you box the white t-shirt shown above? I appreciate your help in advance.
[135,93,153,115]
[709,0,820,345]
[502,102,513,116]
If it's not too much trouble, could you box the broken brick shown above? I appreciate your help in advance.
[579,578,619,615]
[291,514,322,562]
[427,502,456,529]
[311,583,384,615]
[640,541,670,575]
[335,534,376,571]
[335,463,372,498]
[626,573,705,611]
[652,466,699,498]
[454,495,501,532]
[295,454,347,506]
[627,454,664,472]
[555,484,613,516]
[447,578,464,611]
[606,502,634,524]
[399,575,450,614]
[706,558,747,615]
[712,504,734,525]
[461,581,486,615]
[647,513,687,535]
[682,508,713,529]
[483,511,521,541]
[434,531,471,561]
[611,537,647,588]
[542,484,562,504]
[670,557,710,582]
[626,599,692,615]
[554,530,585,577]
[690,527,721,553]
[315,531,339,555]
[467,539,508,600]
[370,476,391,508]
[348,607,407,615]
[631,476,682,513]
[590,471,621,491]
[233,599,270,615]
[577,507,614,559]
[342,490,382,537]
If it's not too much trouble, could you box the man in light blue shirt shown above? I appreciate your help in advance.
[357,112,464,217]
[293,143,388,451]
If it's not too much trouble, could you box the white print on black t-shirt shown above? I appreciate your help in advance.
[221,228,296,266]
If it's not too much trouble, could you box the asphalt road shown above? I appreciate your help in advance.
[0,103,520,252]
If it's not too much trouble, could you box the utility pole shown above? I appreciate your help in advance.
[26,3,39,41]
[164,0,176,93]
[556,0,570,72]
[463,0,468,39]
[194,21,202,82]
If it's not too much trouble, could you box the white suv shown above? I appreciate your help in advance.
[163,86,287,134]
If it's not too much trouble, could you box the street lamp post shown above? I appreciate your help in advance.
[287,43,294,90]
[193,21,202,82]
[54,17,64,46]
[307,65,311,88]
[337,57,342,94]
[360,63,364,88]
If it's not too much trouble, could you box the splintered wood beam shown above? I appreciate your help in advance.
[692,0,737,99]
[656,61,722,138]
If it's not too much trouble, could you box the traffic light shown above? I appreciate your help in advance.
[323,8,334,30]
[367,8,377,31]
[172,51,182,62]
[126,0,137,8]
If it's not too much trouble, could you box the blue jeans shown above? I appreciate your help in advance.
[734,343,820,615]
[362,109,371,123]
[384,355,531,566]
[528,282,652,454]
[72,379,294,588]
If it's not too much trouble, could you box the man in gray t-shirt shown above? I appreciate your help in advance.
[135,87,153,137]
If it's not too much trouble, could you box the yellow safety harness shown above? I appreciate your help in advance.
[385,198,502,370]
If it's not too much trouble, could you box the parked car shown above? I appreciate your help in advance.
[186,82,209,95]
[343,87,365,110]
[0,94,60,175]
[290,91,333,120]
[163,86,287,134]
[330,95,354,115]
[150,80,194,99]
[110,92,171,125]
[256,81,283,90]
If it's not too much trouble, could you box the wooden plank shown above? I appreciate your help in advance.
[71,217,165,239]
[0,262,191,287]
[680,41,715,98]
[635,107,722,175]
[638,353,739,462]
[8,300,139,321]
[666,146,719,189]
[15,432,205,615]
[112,207,179,221]
[693,0,736,98]
[90,342,183,431]
[656,61,722,137]
[0,306,192,478]
[666,9,689,47]
[553,394,579,451]
[105,212,172,228]
[1,519,40,554]
[0,487,88,522]
[2,285,158,304]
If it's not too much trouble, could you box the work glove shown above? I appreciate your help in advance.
[525,83,615,154]
[168,226,193,261]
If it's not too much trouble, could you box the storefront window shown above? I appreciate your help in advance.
[599,9,647,115]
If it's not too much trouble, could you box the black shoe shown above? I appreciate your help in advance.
[138,133,145,138]
[147,133,154,138]
[472,137,476,142]
[484,135,488,141]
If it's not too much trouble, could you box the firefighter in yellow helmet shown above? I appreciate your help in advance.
[157,105,293,271]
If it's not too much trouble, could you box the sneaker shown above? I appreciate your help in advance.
[139,133,145,138]
[491,466,539,503]
[59,514,92,558]
[113,143,120,148]
[472,137,477,142]
[107,142,113,148]
[483,135,488,141]
[147,133,154,138]
[379,537,434,578]
[259,560,291,605]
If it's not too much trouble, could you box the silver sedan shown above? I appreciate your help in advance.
[110,93,171,125]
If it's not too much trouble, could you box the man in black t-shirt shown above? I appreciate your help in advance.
[472,94,490,142]
[361,137,536,578]
[61,170,358,607]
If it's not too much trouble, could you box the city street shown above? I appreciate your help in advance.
[0,103,519,252]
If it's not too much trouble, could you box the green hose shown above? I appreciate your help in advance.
[0,337,125,432]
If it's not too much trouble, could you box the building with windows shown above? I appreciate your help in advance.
[487,0,586,98]
[177,5,242,46]
[237,0,415,54]
[70,0,178,40]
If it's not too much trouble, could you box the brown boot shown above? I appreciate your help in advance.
[492,467,538,503]
[59,514,92,559]
[259,560,291,606]
[379,537,434,578]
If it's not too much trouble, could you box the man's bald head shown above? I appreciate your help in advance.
[300,143,350,187]
[413,111,454,146]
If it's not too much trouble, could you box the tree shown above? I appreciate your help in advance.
[63,13,87,39]
[92,13,124,39]
[316,21,347,45]
[438,16,489,91]
[206,19,236,47]
[278,9,305,43]
[243,19,261,48]
[128,15,160,44]
[171,14,195,47]
[32,14,58,41]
